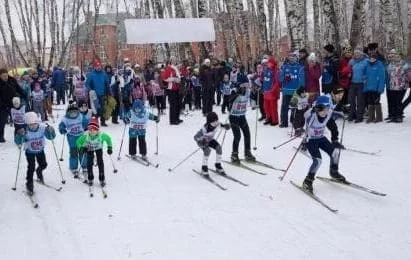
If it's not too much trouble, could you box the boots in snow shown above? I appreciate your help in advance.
[374,104,383,122]
[366,105,375,123]
[201,165,209,177]
[215,163,225,174]
[245,150,256,162]
[231,152,240,164]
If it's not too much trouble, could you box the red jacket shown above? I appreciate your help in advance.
[161,65,180,91]
[339,57,352,89]
[305,62,322,93]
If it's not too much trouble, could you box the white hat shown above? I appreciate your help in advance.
[204,58,211,64]
[25,112,39,124]
[12,97,20,107]
[307,53,317,62]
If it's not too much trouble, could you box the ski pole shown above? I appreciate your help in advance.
[11,145,24,191]
[253,89,259,150]
[109,155,118,173]
[59,134,66,161]
[336,117,346,164]
[273,136,299,150]
[117,123,127,160]
[155,121,159,155]
[51,139,66,184]
[168,148,200,172]
[279,140,303,181]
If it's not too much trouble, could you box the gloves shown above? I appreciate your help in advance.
[123,117,130,124]
[154,115,160,123]
[300,141,308,151]
[196,139,207,149]
[59,128,67,135]
[221,123,231,130]
[107,147,113,155]
[333,141,345,149]
[17,128,25,136]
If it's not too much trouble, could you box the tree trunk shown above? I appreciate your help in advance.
[284,0,305,49]
[274,0,280,57]
[48,0,57,67]
[350,0,366,49]
[42,0,47,66]
[153,0,171,60]
[256,0,269,52]
[267,0,274,51]
[33,0,42,65]
[379,0,395,50]
[322,0,340,51]
[175,0,194,61]
[198,0,210,59]
[393,0,405,54]
[407,0,411,57]
[302,0,308,48]
[4,0,29,66]
[0,11,13,67]
[313,0,321,51]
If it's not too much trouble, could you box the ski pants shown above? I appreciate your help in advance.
[129,135,147,156]
[264,94,279,124]
[201,139,222,165]
[280,94,292,126]
[306,137,339,175]
[229,115,251,154]
[87,149,104,182]
[26,151,47,186]
[348,83,365,120]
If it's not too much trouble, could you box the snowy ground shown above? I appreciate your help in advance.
[0,99,410,260]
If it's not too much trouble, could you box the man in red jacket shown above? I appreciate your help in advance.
[161,59,183,125]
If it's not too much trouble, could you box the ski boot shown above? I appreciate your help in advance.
[88,180,93,186]
[72,170,79,179]
[36,169,44,184]
[302,177,314,193]
[100,181,106,187]
[26,182,34,196]
[201,165,210,177]
[141,155,148,161]
[82,169,88,183]
[244,150,256,162]
[231,152,240,164]
[215,163,225,174]
[330,167,346,182]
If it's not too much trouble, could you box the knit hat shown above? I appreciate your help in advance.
[12,97,20,107]
[323,44,335,53]
[307,53,317,62]
[78,99,88,108]
[288,51,299,62]
[299,48,308,55]
[267,57,278,68]
[332,87,345,95]
[25,112,39,125]
[206,112,219,124]
[93,60,102,69]
[67,100,79,112]
[342,45,352,55]
[367,43,378,50]
[88,117,100,131]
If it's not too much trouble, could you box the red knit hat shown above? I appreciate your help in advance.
[88,117,100,131]
[93,60,102,69]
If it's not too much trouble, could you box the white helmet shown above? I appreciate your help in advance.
[25,112,39,124]
[12,97,20,107]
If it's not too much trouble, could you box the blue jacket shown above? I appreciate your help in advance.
[86,70,110,96]
[262,68,274,93]
[349,57,367,83]
[279,62,305,96]
[52,68,66,86]
[364,60,386,94]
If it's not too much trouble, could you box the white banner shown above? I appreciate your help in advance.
[124,18,215,44]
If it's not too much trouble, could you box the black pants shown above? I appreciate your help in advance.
[167,90,181,124]
[389,90,406,119]
[216,90,222,106]
[112,97,120,123]
[402,86,411,112]
[364,91,380,106]
[348,83,365,120]
[291,109,305,130]
[26,151,47,187]
[194,87,202,109]
[87,149,104,182]
[155,95,165,113]
[183,90,193,110]
[129,136,147,156]
[56,84,66,105]
[0,109,8,142]
[259,91,265,118]
[202,87,214,115]
[229,115,251,154]
[221,95,230,113]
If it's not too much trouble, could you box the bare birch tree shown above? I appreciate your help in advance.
[284,0,305,49]
[321,0,340,50]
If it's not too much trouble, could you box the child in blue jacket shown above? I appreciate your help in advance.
[58,101,89,178]
[123,99,159,160]
[363,54,386,123]
[15,112,56,195]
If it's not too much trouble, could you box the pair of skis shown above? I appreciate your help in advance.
[290,177,386,213]
[192,168,248,191]
[24,180,63,208]
[126,154,159,168]
[294,146,381,157]
[222,159,285,176]
[88,184,108,198]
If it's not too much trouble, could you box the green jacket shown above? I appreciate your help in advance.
[76,132,112,151]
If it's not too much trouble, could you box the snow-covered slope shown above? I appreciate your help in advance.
[0,101,409,260]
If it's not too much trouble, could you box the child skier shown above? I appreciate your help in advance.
[301,95,346,193]
[58,101,89,178]
[78,100,92,122]
[228,83,256,163]
[11,97,27,135]
[290,88,310,136]
[220,74,233,114]
[123,99,159,161]
[15,112,56,195]
[76,117,113,187]
[194,112,230,176]
[31,82,46,121]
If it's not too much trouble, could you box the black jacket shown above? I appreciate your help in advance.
[0,76,26,110]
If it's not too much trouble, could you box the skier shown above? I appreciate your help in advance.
[31,82,46,122]
[228,83,256,163]
[194,112,230,176]
[290,88,311,136]
[123,99,159,161]
[10,97,27,135]
[58,101,89,178]
[15,112,56,195]
[76,117,113,187]
[220,74,233,114]
[301,95,346,193]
